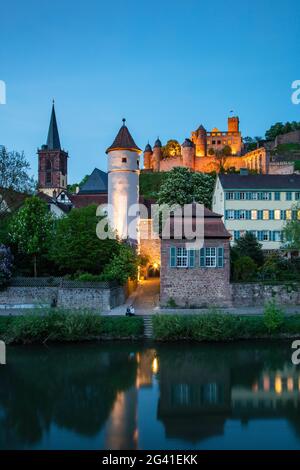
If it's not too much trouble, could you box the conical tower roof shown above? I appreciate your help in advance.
[46,102,61,150]
[106,119,142,154]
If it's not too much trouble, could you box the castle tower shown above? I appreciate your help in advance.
[228,116,239,133]
[38,102,68,196]
[152,138,162,172]
[181,139,195,169]
[106,119,142,242]
[195,125,207,157]
[143,143,153,170]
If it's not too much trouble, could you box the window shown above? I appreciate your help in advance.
[273,231,281,242]
[296,193,300,201]
[176,247,188,267]
[286,192,292,201]
[286,210,292,220]
[226,192,234,200]
[226,210,235,220]
[263,210,269,220]
[239,210,247,220]
[251,192,258,200]
[212,140,216,145]
[205,247,217,267]
[217,140,221,145]
[274,209,281,220]
[122,158,127,163]
[262,231,269,241]
[46,159,52,184]
[234,231,240,241]
[239,192,246,200]
[275,192,281,201]
[251,210,257,220]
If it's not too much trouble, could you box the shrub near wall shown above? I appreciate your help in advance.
[152,313,300,341]
[0,311,144,344]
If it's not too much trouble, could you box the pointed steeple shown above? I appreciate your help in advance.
[106,118,142,154]
[46,101,61,150]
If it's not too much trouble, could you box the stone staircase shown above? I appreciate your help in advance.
[143,315,153,339]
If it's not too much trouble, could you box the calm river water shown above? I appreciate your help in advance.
[1,341,300,449]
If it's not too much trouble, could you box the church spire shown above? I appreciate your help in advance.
[46,101,61,150]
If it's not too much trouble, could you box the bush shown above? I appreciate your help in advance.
[233,256,257,281]
[152,311,298,341]
[0,311,144,344]
[75,273,104,282]
[101,243,140,285]
[0,244,13,287]
[263,300,285,332]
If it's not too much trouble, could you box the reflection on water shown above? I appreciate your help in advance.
[1,342,300,449]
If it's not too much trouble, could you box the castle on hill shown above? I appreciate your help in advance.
[143,115,270,174]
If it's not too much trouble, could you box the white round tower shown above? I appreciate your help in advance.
[106,119,141,243]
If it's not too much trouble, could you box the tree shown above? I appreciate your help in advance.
[161,140,181,159]
[0,146,36,217]
[49,205,120,275]
[67,175,89,194]
[9,197,54,277]
[265,121,300,141]
[208,148,215,156]
[157,167,215,208]
[282,208,300,250]
[101,243,140,284]
[222,145,232,157]
[0,244,13,287]
[232,232,264,266]
[232,255,257,281]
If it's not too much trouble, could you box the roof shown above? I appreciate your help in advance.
[78,168,108,194]
[69,193,108,209]
[182,138,194,148]
[144,143,152,152]
[46,103,61,150]
[36,192,71,214]
[163,204,231,240]
[218,173,300,190]
[106,120,141,154]
[0,188,29,214]
[154,138,162,148]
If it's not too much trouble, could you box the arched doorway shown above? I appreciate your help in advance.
[147,263,160,278]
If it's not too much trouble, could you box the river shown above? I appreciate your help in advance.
[0,341,300,449]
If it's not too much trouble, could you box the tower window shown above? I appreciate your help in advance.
[46,159,52,184]
[122,158,127,163]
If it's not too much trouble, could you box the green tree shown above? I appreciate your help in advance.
[282,207,300,250]
[265,121,300,141]
[67,175,89,194]
[49,205,119,275]
[232,232,264,266]
[9,197,54,277]
[0,146,36,217]
[208,147,215,156]
[101,243,140,284]
[232,255,257,281]
[161,140,181,159]
[157,167,215,208]
[221,145,232,157]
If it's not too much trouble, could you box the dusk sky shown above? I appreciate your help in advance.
[1,0,300,183]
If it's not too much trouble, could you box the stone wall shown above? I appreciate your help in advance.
[0,284,128,311]
[232,283,300,307]
[160,239,232,308]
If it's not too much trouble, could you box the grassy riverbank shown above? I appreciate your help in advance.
[152,313,300,341]
[0,311,144,344]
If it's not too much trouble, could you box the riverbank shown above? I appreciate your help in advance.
[0,311,144,344]
[1,308,300,344]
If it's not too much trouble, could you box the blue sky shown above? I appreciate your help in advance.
[0,0,300,183]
